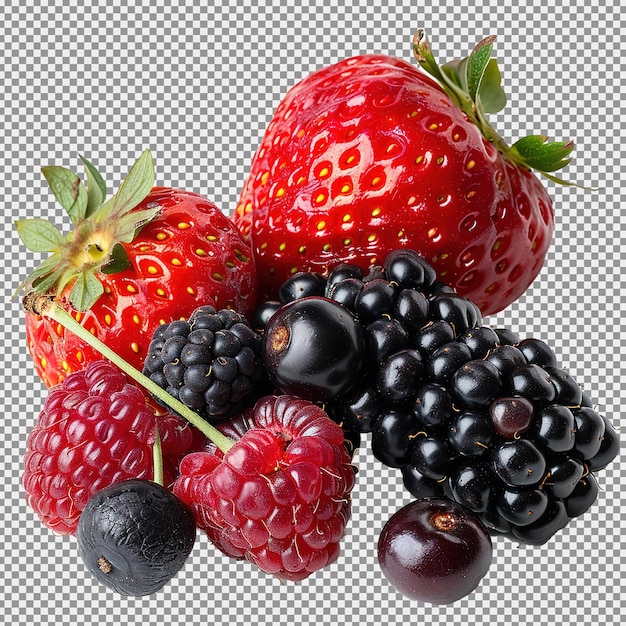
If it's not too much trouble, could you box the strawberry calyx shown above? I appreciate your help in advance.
[412,29,577,186]
[14,150,160,311]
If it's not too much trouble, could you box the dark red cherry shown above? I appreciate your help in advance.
[377,499,492,604]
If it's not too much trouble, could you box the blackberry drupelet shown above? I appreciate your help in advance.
[143,305,267,421]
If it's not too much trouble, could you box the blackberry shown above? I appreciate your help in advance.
[143,305,266,421]
[254,249,619,546]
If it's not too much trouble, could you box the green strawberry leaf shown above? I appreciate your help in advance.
[12,252,62,301]
[510,135,574,172]
[466,35,495,103]
[79,154,107,217]
[414,28,580,185]
[15,218,64,252]
[100,243,131,274]
[41,165,89,224]
[477,59,506,114]
[110,149,155,218]
[115,206,162,243]
[69,270,105,311]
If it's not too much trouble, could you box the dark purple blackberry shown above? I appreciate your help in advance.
[142,305,266,421]
[252,249,619,549]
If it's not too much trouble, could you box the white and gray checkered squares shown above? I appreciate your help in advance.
[2,0,624,625]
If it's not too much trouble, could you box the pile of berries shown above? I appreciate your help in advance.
[14,29,620,604]
[255,250,619,546]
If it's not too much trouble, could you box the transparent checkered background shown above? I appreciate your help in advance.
[1,0,623,624]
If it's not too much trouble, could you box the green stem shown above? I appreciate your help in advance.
[27,294,235,454]
[152,423,164,486]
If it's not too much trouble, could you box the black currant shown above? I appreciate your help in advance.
[76,479,196,596]
[262,296,365,401]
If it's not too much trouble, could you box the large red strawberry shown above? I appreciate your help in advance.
[233,31,575,316]
[16,151,257,388]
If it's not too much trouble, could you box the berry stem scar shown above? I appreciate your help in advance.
[22,292,235,454]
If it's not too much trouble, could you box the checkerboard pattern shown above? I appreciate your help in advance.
[1,1,624,625]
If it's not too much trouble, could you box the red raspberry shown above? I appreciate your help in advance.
[22,360,196,535]
[172,395,356,581]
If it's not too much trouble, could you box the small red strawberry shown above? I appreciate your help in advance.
[172,395,356,581]
[22,360,197,535]
[15,151,257,388]
[233,30,576,315]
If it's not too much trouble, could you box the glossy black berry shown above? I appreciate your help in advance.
[459,326,501,359]
[371,409,421,467]
[413,383,455,428]
[587,414,620,471]
[365,318,409,362]
[327,277,364,310]
[354,278,396,322]
[251,300,281,332]
[448,461,493,513]
[262,296,365,402]
[564,473,599,517]
[545,366,583,407]
[76,479,196,596]
[377,499,492,604]
[532,404,576,453]
[426,342,472,385]
[516,338,557,368]
[544,455,585,499]
[326,262,364,287]
[493,328,521,345]
[448,410,494,458]
[278,271,327,303]
[393,289,430,334]
[410,435,456,481]
[377,349,424,403]
[383,248,437,290]
[485,345,527,378]
[451,360,502,409]
[495,488,549,527]
[334,383,382,433]
[507,364,556,403]
[401,464,446,500]
[511,499,569,545]
[491,439,547,488]
[412,320,456,356]
[572,407,606,460]
[428,293,482,336]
